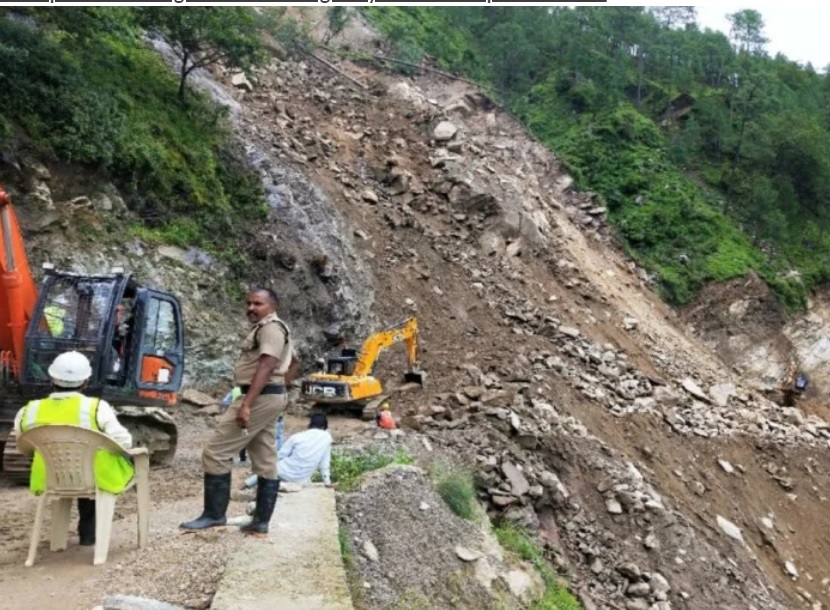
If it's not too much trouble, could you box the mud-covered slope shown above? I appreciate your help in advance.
[211,24,830,608]
[682,270,830,418]
[681,272,793,391]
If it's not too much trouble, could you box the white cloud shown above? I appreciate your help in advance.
[695,3,830,69]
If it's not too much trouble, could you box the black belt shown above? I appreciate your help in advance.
[239,384,286,395]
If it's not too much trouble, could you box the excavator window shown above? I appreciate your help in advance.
[24,275,117,386]
[145,298,178,354]
[326,357,356,376]
[40,288,78,339]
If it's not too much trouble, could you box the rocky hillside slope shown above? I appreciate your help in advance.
[184,19,830,608]
[9,11,830,610]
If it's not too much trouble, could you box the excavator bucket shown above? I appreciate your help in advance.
[403,368,427,386]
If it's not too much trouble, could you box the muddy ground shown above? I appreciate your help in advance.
[0,407,372,610]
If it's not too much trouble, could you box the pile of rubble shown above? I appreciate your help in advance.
[337,465,546,610]
[405,317,830,450]
[213,51,826,610]
[404,362,788,609]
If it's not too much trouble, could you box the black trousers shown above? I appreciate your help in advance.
[77,498,96,542]
[75,457,135,543]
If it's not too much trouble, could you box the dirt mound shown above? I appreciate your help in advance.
[681,271,793,391]
[337,464,543,610]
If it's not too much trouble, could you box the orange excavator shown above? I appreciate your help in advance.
[0,184,186,484]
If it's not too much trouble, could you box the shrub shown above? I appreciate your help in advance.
[324,447,413,491]
[430,463,478,520]
[0,12,266,261]
[495,523,583,610]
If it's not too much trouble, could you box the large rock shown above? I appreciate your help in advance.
[716,515,744,542]
[387,81,427,109]
[501,461,530,497]
[433,121,459,141]
[501,567,545,603]
[709,382,735,407]
[231,72,253,91]
[181,388,217,407]
[682,378,710,403]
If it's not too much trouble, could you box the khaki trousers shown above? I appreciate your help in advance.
[202,393,287,478]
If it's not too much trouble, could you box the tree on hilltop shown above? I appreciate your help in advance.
[138,7,264,103]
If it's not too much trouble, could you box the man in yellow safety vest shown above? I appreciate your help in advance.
[14,351,135,546]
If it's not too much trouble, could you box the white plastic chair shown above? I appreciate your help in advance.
[15,425,150,567]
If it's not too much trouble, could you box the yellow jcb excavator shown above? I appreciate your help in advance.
[300,317,426,419]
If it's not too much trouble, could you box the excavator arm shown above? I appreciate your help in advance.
[353,317,419,377]
[0,185,38,380]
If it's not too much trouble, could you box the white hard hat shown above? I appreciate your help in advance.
[48,351,93,387]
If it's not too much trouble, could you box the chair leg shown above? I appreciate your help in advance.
[25,495,47,567]
[50,498,73,552]
[136,466,150,548]
[93,490,117,566]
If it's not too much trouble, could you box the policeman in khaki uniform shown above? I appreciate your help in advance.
[181,287,299,536]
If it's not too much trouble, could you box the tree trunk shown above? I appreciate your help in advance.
[178,50,190,105]
[636,52,644,109]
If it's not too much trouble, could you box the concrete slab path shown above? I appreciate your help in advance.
[210,486,354,610]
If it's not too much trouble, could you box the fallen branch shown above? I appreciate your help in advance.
[302,50,367,91]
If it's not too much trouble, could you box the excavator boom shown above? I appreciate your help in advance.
[353,317,419,377]
[0,186,38,379]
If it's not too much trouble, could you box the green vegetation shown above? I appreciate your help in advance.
[429,463,479,520]
[338,526,367,608]
[537,103,782,304]
[495,523,583,610]
[0,8,268,265]
[324,446,414,491]
[137,8,265,103]
[364,7,830,308]
[338,527,353,564]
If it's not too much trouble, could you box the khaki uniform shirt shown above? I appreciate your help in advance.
[233,313,293,386]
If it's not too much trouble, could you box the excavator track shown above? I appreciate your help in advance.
[115,406,178,466]
[311,381,426,421]
[0,405,177,484]
[0,393,29,485]
[2,431,32,485]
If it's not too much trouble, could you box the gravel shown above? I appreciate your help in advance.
[336,465,507,610]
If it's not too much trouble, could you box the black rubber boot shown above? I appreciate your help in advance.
[241,477,280,536]
[180,473,231,530]
[77,498,96,546]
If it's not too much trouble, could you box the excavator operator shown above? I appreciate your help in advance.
[43,294,73,338]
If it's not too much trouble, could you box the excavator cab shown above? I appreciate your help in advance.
[21,267,185,405]
[403,368,426,386]
[325,349,358,376]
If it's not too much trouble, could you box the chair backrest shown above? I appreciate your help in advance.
[17,425,126,496]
